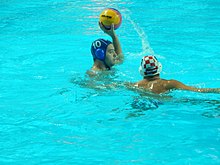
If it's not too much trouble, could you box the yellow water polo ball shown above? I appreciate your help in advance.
[99,8,122,30]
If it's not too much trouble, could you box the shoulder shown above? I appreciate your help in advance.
[165,79,180,84]
[165,79,191,90]
[161,79,182,90]
[86,69,100,77]
[87,64,106,75]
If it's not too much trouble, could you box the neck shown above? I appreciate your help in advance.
[92,60,110,71]
[143,74,160,81]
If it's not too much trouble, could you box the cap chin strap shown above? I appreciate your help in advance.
[139,62,162,77]
[104,63,111,70]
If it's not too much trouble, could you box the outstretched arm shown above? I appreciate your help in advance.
[168,80,220,93]
[99,22,123,63]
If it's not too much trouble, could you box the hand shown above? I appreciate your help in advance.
[99,22,116,38]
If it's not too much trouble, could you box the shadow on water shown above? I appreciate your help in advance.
[126,94,220,119]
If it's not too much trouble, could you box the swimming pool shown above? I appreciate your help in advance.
[1,0,220,164]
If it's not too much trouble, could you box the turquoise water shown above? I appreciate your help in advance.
[1,0,220,164]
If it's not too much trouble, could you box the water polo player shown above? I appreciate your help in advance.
[127,55,220,94]
[87,23,123,76]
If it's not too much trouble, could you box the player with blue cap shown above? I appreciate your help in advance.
[91,38,112,69]
[87,23,123,76]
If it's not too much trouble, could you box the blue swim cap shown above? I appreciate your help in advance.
[91,39,112,61]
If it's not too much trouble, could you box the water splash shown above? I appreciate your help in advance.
[124,14,155,57]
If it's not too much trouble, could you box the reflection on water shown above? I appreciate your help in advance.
[175,97,220,118]
[202,110,220,118]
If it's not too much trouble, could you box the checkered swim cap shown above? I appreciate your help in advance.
[139,55,162,77]
[91,39,112,61]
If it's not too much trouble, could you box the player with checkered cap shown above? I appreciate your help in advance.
[139,55,162,77]
[126,55,220,94]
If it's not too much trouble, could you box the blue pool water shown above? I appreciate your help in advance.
[1,0,220,164]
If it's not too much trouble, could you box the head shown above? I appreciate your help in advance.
[139,55,162,78]
[91,39,117,69]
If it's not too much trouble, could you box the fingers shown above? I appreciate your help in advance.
[99,22,104,30]
[99,22,115,37]
[111,23,115,30]
[99,21,108,33]
[99,22,115,30]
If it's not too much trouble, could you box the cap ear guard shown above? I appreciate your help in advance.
[139,65,144,77]
[91,39,111,61]
[95,49,105,61]
[157,62,162,74]
[139,58,145,77]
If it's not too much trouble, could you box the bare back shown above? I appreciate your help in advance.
[134,79,172,94]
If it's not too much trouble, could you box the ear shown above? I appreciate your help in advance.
[95,49,105,61]
[139,66,144,77]
[158,62,162,73]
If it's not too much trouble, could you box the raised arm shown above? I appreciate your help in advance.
[168,80,220,93]
[99,22,124,63]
